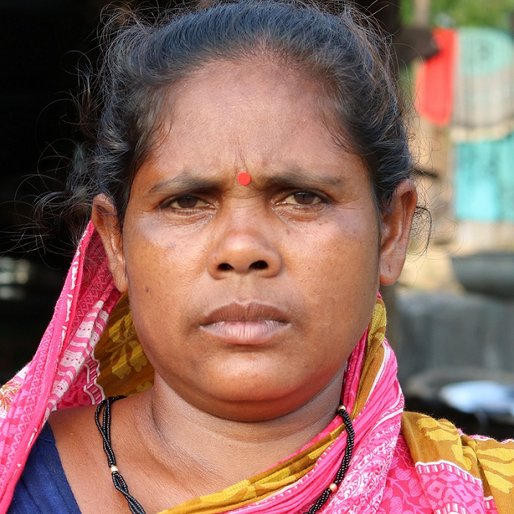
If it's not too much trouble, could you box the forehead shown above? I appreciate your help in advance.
[146,58,348,171]
[173,57,326,112]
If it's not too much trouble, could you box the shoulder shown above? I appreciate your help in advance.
[401,411,514,512]
[43,399,144,513]
[8,424,80,513]
[401,410,514,462]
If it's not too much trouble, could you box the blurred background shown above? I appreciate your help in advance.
[1,0,513,437]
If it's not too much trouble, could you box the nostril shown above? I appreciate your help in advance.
[251,260,268,270]
[216,260,269,272]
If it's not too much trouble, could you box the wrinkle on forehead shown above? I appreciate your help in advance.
[144,56,352,176]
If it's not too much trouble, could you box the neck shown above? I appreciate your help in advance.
[132,373,344,489]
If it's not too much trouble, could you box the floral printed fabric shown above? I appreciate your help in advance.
[402,412,514,514]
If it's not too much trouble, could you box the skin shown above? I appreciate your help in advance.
[49,57,417,513]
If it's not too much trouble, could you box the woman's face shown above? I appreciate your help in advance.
[95,59,415,421]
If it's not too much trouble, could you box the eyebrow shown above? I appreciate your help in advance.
[261,167,344,188]
[147,166,345,195]
[148,170,222,195]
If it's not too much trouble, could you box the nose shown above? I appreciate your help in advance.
[207,217,282,279]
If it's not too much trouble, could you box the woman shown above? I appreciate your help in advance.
[1,1,513,513]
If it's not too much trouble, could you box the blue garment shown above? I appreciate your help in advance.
[8,423,80,513]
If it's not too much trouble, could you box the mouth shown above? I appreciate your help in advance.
[200,302,290,344]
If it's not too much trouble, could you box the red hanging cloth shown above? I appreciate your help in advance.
[415,27,457,127]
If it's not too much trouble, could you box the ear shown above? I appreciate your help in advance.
[379,180,418,286]
[92,194,128,293]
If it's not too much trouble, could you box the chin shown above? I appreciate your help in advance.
[197,371,335,421]
[201,396,306,423]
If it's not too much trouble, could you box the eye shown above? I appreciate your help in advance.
[161,195,209,210]
[282,191,324,206]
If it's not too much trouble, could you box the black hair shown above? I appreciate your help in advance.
[45,0,414,236]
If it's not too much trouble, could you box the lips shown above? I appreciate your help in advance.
[200,302,290,344]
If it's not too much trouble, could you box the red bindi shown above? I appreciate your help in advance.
[236,171,252,186]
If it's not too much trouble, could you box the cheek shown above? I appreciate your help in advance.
[121,225,200,341]
[307,214,380,286]
[123,215,203,285]
[300,213,380,335]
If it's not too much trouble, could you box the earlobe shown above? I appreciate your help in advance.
[379,180,418,286]
[92,194,128,293]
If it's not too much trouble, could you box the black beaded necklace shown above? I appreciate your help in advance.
[95,397,354,514]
